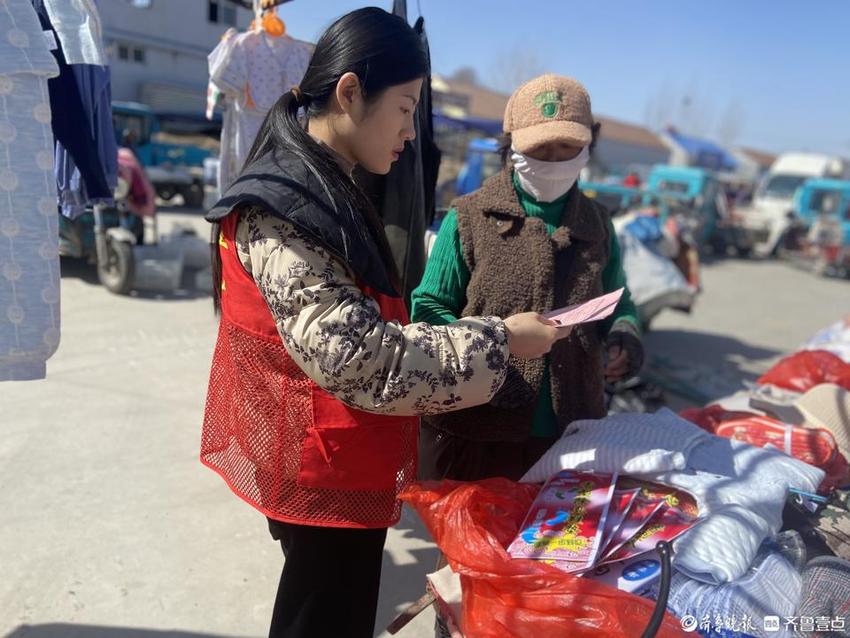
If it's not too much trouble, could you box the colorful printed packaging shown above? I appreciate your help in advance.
[599,495,665,559]
[600,488,640,552]
[601,505,697,565]
[507,471,618,571]
[585,555,664,595]
[618,477,700,518]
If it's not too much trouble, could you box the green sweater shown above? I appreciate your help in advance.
[411,178,639,437]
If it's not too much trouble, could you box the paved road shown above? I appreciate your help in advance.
[2,208,849,638]
[644,255,850,405]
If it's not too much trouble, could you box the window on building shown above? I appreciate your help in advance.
[208,1,237,26]
[115,42,145,65]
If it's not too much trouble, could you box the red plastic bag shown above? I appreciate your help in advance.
[399,478,688,638]
[758,350,850,393]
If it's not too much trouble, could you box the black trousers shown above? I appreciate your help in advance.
[267,519,388,638]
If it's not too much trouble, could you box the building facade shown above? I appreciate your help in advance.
[99,0,252,112]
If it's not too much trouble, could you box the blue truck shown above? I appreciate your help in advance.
[787,178,850,277]
[112,101,214,208]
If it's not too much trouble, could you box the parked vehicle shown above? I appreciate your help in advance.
[112,102,214,208]
[59,149,159,294]
[454,137,502,197]
[783,179,850,278]
[579,182,642,217]
[644,165,754,256]
[740,153,850,256]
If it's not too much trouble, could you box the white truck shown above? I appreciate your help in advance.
[741,153,850,256]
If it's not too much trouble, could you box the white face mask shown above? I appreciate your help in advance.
[511,146,590,203]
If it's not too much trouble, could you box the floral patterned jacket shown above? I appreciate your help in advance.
[234,206,510,416]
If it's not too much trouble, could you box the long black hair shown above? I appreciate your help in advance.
[211,7,427,312]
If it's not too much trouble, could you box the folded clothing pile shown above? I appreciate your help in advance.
[653,531,806,638]
[521,409,824,584]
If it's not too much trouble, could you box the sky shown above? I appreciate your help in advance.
[275,0,849,157]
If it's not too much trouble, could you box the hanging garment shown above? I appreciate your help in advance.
[206,28,239,119]
[0,0,61,381]
[70,64,117,190]
[521,410,825,585]
[54,144,87,219]
[40,0,106,66]
[54,64,118,219]
[33,1,112,202]
[210,30,310,190]
[358,3,442,303]
[206,28,239,195]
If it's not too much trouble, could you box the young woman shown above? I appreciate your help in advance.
[200,10,569,638]
[412,74,644,483]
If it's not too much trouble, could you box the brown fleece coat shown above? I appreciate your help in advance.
[425,168,610,442]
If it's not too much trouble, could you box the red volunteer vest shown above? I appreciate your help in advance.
[200,213,418,528]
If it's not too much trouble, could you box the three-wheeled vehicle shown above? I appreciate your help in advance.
[59,149,159,294]
[644,165,754,256]
[579,181,643,216]
[783,178,850,278]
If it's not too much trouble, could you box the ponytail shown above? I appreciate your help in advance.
[211,7,425,313]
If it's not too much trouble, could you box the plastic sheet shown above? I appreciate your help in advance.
[400,478,688,638]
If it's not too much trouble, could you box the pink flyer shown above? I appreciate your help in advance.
[543,288,624,327]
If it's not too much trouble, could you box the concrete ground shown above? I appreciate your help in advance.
[2,206,849,638]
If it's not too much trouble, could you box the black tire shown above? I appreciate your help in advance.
[97,239,135,295]
[180,182,205,209]
[157,186,176,201]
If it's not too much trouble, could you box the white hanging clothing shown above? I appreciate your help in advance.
[210,30,310,192]
[0,0,61,381]
[42,0,106,66]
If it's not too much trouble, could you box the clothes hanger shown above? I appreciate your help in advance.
[250,0,285,37]
[261,7,286,37]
